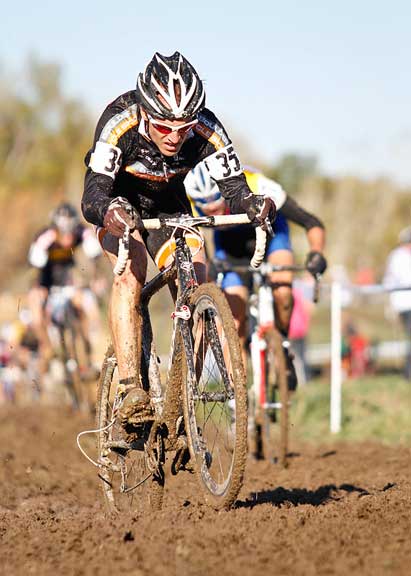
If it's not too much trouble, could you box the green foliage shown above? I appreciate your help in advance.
[291,375,411,445]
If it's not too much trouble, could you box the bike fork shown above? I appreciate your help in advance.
[250,331,267,410]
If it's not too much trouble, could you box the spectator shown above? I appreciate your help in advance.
[383,227,411,380]
[289,277,314,384]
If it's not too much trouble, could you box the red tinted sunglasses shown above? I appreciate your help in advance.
[148,114,198,135]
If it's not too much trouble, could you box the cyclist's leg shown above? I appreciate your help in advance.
[267,213,294,334]
[100,228,149,417]
[266,213,297,389]
[71,287,101,377]
[27,284,51,379]
[222,275,249,370]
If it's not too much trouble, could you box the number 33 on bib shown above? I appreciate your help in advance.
[204,145,242,180]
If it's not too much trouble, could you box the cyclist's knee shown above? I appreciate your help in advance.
[273,285,293,311]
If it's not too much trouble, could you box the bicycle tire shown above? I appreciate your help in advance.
[95,345,164,514]
[264,329,289,467]
[181,283,247,509]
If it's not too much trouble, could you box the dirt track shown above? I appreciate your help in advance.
[0,405,410,576]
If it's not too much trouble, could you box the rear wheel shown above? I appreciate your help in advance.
[96,345,164,514]
[182,284,247,509]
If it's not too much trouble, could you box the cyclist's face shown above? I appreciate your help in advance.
[201,198,227,216]
[141,109,194,157]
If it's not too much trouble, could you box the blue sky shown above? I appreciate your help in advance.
[2,0,411,185]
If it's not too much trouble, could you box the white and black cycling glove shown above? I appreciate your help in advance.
[103,197,142,238]
[241,194,277,231]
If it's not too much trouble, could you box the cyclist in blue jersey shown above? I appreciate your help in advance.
[184,163,327,389]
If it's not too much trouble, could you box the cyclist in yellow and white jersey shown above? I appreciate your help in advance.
[185,163,327,389]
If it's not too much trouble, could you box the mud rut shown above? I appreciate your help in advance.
[0,405,410,576]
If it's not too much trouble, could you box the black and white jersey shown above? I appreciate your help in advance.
[82,91,251,226]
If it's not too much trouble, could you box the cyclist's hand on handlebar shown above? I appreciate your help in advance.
[306,251,327,277]
[242,194,277,231]
[103,197,142,238]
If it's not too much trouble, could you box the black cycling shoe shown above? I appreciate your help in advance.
[283,342,298,392]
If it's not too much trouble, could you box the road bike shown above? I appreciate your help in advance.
[84,214,266,513]
[215,261,319,467]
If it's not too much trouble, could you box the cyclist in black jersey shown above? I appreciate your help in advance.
[28,203,102,380]
[81,51,277,422]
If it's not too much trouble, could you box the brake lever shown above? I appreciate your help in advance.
[313,273,321,304]
[264,218,274,237]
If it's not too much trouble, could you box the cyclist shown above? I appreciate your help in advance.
[81,51,277,424]
[184,162,327,389]
[28,202,102,382]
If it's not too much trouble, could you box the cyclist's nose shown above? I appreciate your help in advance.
[168,130,183,144]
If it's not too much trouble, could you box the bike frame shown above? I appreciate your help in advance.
[139,233,200,456]
[216,262,308,426]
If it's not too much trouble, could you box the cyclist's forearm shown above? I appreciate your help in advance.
[280,195,324,231]
[307,226,326,253]
[82,170,112,226]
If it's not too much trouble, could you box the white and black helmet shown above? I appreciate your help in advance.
[184,162,222,216]
[51,202,79,233]
[136,52,205,120]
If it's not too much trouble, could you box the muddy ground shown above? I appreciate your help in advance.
[0,405,410,576]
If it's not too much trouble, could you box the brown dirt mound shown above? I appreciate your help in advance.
[0,405,410,576]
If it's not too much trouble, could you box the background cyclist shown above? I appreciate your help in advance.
[81,51,277,425]
[184,162,327,389]
[28,202,102,384]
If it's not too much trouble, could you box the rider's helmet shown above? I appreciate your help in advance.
[136,52,205,120]
[184,162,222,216]
[51,202,79,234]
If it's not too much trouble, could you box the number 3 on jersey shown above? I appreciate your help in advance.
[89,141,122,179]
[205,145,242,180]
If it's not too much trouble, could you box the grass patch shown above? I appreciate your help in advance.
[290,374,411,445]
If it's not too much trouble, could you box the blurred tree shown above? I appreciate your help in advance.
[0,56,93,289]
[267,153,318,196]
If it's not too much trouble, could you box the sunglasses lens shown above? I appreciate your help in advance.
[152,122,173,134]
[150,117,197,135]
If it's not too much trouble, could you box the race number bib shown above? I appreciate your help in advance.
[204,145,242,180]
[89,141,122,178]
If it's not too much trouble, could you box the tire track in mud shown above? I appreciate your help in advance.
[1,405,410,576]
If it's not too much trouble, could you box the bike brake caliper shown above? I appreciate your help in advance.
[171,304,191,321]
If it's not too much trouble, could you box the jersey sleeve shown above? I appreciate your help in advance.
[28,228,56,268]
[280,195,325,230]
[82,99,138,226]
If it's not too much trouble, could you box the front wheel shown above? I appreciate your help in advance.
[181,283,248,509]
[256,329,289,467]
[95,345,164,514]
